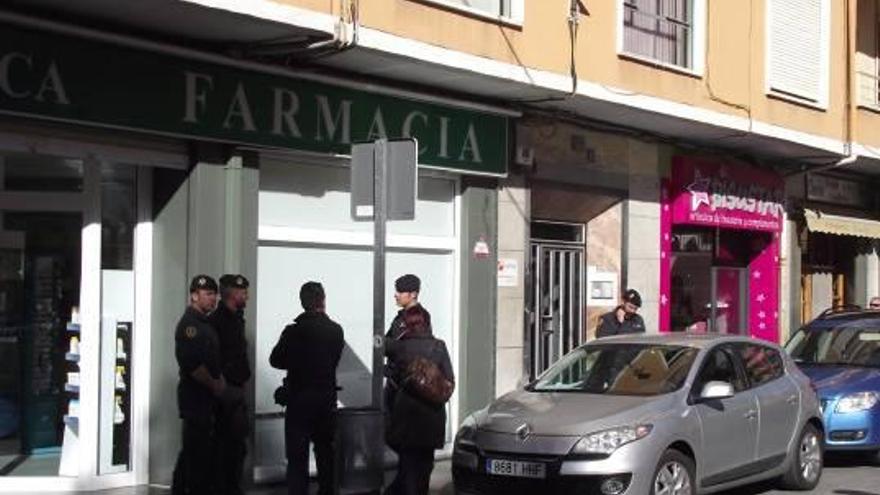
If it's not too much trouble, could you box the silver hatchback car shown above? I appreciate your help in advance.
[453,334,824,495]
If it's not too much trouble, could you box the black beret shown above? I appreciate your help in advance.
[190,275,218,293]
[219,274,249,289]
[623,289,642,308]
[395,274,421,293]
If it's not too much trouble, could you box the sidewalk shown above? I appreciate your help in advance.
[4,461,456,495]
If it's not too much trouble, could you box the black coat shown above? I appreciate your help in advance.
[596,307,646,338]
[209,303,251,386]
[384,334,454,450]
[175,306,222,421]
[269,311,344,409]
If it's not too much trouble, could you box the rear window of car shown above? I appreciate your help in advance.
[530,344,699,396]
[735,344,784,386]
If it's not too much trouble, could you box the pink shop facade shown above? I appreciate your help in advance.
[660,156,784,343]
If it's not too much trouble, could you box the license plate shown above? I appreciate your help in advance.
[485,458,546,479]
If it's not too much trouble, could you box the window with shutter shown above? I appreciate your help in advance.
[856,0,880,108]
[767,0,831,106]
[623,0,695,68]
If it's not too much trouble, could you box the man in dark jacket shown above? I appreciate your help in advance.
[172,275,225,495]
[210,274,252,495]
[596,289,646,338]
[269,282,344,495]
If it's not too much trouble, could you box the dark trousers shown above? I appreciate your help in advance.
[285,406,337,495]
[217,402,248,495]
[172,419,214,495]
[386,448,435,495]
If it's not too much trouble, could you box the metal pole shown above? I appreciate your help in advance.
[372,139,388,410]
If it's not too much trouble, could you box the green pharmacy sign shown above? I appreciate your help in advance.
[0,24,509,175]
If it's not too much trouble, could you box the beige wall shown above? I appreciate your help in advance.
[280,0,864,147]
[495,173,529,397]
[856,0,880,148]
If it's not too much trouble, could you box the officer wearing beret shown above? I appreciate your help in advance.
[596,289,646,338]
[210,274,251,495]
[172,275,225,495]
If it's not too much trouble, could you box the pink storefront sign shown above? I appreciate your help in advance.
[660,157,783,342]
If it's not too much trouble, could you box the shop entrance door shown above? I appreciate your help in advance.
[710,267,749,335]
[529,243,585,377]
[0,149,152,490]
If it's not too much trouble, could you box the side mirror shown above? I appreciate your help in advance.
[699,381,734,401]
[517,375,533,390]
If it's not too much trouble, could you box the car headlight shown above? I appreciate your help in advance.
[835,392,879,413]
[455,414,478,447]
[570,425,653,456]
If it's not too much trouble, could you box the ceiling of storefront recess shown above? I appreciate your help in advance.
[0,0,328,45]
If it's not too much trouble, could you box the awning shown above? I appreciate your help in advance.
[804,209,880,239]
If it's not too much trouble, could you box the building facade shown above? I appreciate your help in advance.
[0,0,879,491]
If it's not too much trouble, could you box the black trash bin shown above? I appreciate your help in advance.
[336,407,384,495]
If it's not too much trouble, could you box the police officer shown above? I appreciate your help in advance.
[210,274,251,495]
[596,289,646,338]
[172,275,225,495]
[269,282,344,495]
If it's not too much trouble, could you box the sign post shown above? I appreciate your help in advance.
[371,139,388,410]
[351,138,417,410]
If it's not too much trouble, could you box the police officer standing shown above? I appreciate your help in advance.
[269,282,344,495]
[172,275,225,495]
[596,289,646,338]
[210,274,251,495]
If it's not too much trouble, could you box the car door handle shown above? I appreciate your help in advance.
[786,395,798,405]
[744,410,757,420]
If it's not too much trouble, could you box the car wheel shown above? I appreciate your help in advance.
[652,449,695,495]
[780,423,823,490]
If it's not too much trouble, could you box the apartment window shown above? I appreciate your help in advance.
[623,0,695,69]
[856,0,880,108]
[767,0,831,107]
[421,0,517,22]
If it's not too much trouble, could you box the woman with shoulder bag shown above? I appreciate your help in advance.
[384,304,454,495]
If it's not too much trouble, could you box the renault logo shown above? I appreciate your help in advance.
[516,423,531,442]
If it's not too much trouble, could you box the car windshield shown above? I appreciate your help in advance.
[786,326,880,368]
[530,344,699,396]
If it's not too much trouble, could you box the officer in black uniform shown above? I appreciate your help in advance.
[172,275,225,495]
[596,289,646,338]
[269,282,344,495]
[384,274,431,414]
[210,274,251,495]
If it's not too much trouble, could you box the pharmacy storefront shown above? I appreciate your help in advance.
[0,20,509,490]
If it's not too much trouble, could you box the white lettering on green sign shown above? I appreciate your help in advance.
[0,52,69,104]
[180,72,486,164]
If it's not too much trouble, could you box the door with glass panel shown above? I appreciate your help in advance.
[0,153,84,477]
[710,267,748,335]
[0,152,142,480]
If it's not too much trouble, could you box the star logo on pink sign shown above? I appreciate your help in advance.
[686,171,711,212]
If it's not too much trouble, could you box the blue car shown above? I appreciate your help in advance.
[786,309,880,460]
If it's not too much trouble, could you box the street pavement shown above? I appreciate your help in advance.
[6,452,878,495]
